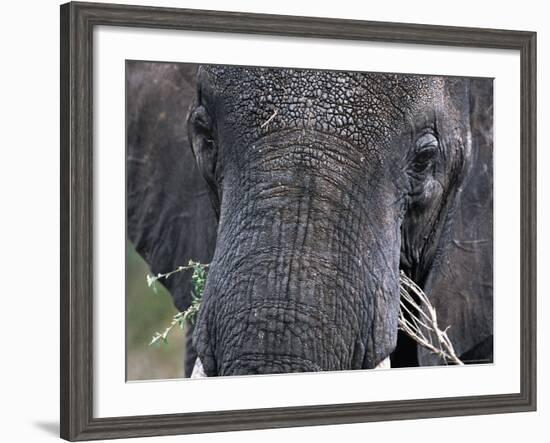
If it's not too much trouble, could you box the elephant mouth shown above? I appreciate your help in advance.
[190,356,391,378]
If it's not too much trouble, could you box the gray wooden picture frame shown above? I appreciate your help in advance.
[60,2,537,440]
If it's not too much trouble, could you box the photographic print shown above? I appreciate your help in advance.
[61,4,536,439]
[126,61,493,381]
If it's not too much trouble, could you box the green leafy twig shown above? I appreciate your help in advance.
[148,261,209,346]
[146,260,209,294]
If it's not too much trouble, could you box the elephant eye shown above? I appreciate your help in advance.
[410,133,438,174]
[411,147,436,173]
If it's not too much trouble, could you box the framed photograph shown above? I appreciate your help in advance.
[60,1,536,440]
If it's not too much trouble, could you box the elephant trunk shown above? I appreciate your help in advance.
[193,132,402,376]
[195,220,370,375]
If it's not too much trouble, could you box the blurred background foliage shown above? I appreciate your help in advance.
[126,240,186,381]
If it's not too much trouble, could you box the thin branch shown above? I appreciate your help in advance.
[146,260,209,294]
[398,272,464,365]
[260,109,278,129]
[148,261,208,346]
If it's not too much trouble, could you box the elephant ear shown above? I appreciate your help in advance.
[126,61,218,311]
[418,78,494,365]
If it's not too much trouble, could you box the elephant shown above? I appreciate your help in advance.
[126,60,493,377]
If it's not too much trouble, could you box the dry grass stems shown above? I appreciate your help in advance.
[398,271,464,365]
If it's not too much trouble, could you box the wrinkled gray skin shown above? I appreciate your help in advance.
[127,61,493,377]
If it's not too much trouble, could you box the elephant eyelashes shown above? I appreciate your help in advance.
[409,133,439,176]
[188,104,221,217]
[411,148,436,173]
[190,106,214,141]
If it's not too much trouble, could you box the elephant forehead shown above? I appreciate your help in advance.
[201,65,444,147]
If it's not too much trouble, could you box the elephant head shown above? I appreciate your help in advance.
[127,61,493,377]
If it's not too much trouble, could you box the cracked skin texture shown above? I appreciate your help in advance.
[199,66,446,154]
[190,65,479,376]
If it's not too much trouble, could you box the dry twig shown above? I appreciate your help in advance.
[260,109,278,129]
[398,272,463,365]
